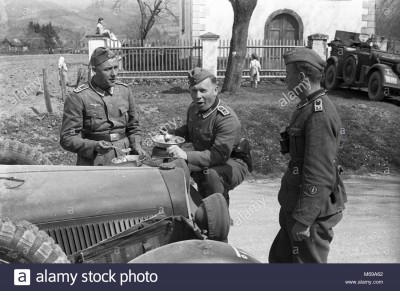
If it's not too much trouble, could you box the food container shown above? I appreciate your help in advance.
[111,155,143,167]
[151,134,185,149]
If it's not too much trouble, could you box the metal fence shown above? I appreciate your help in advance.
[109,39,202,79]
[218,39,307,78]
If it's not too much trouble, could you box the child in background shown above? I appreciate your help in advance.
[249,52,261,88]
[58,56,69,86]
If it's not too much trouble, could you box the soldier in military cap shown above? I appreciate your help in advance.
[269,48,347,263]
[163,67,251,205]
[60,47,146,166]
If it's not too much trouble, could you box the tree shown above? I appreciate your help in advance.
[41,22,60,54]
[222,0,257,93]
[114,0,176,46]
[27,22,60,53]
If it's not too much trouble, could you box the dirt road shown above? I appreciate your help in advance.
[228,175,400,263]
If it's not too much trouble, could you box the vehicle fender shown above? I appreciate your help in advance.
[326,56,343,78]
[366,64,400,88]
[349,53,359,62]
[326,56,339,69]
[128,240,261,263]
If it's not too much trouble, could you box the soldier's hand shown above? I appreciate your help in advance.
[167,145,187,160]
[292,221,310,241]
[95,140,112,154]
[133,146,148,158]
[159,126,170,135]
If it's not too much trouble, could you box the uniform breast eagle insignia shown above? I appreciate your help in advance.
[73,84,89,93]
[217,105,230,116]
[314,98,323,112]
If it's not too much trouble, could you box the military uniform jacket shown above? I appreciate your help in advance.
[174,98,242,168]
[60,80,142,164]
[279,89,347,227]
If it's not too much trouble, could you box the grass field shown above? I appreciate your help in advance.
[0,54,399,177]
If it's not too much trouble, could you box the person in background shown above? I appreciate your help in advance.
[58,56,69,86]
[96,18,112,38]
[268,47,347,263]
[249,52,261,88]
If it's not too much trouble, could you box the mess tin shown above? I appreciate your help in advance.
[151,134,185,149]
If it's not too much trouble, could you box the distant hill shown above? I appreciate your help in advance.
[1,0,179,46]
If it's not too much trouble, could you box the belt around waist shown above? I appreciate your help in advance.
[83,132,127,142]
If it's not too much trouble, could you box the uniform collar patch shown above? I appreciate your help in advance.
[201,98,220,119]
[297,89,325,109]
[90,81,114,97]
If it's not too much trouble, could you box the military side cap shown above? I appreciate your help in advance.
[188,67,214,86]
[90,47,116,67]
[283,47,326,71]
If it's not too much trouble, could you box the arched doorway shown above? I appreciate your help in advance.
[265,9,304,42]
[264,9,304,70]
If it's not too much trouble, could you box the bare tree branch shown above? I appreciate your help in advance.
[115,0,177,45]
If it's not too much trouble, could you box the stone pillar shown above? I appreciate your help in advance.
[308,34,329,61]
[200,32,220,76]
[362,0,376,35]
[86,35,108,62]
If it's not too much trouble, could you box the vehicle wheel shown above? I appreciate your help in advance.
[324,64,340,90]
[342,56,357,85]
[368,71,385,101]
[0,217,69,263]
[0,139,52,165]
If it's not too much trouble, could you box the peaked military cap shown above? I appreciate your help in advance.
[283,47,327,71]
[188,67,214,86]
[90,47,116,67]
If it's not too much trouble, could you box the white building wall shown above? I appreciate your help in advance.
[196,0,372,41]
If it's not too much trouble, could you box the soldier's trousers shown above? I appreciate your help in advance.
[190,158,248,205]
[269,209,343,263]
[170,158,248,205]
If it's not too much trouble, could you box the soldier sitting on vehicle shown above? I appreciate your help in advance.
[60,47,146,166]
[160,67,252,206]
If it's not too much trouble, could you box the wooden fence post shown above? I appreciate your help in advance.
[59,67,67,101]
[42,68,53,114]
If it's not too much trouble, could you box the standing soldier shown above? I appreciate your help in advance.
[269,48,347,263]
[60,47,146,166]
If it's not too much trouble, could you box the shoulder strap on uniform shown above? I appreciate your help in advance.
[217,105,230,116]
[313,98,324,112]
[116,81,128,87]
[73,84,89,93]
